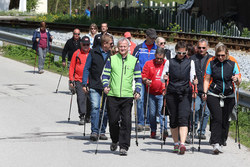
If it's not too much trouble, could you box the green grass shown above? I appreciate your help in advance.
[240,81,250,91]
[1,45,68,76]
[229,107,250,148]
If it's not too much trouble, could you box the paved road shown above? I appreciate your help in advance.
[0,55,249,167]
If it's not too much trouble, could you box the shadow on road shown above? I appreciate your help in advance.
[56,120,79,125]
[141,148,173,153]
[53,91,71,95]
[25,70,39,74]
[66,135,90,140]
[82,149,118,155]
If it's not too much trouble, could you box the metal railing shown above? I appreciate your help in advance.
[0,30,62,56]
[0,29,249,108]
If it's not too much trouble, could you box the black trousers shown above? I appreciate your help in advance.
[107,96,133,150]
[207,95,235,145]
[166,93,192,128]
[75,81,87,118]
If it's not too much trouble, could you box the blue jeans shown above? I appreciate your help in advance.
[191,95,210,135]
[89,88,108,134]
[137,84,150,125]
[149,94,167,133]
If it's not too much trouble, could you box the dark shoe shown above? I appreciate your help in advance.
[99,134,108,140]
[85,117,90,123]
[150,131,156,138]
[197,134,206,140]
[119,148,127,156]
[79,117,85,125]
[90,133,98,141]
[144,125,150,131]
[110,142,118,151]
[185,135,191,144]
[136,125,143,132]
[179,144,186,155]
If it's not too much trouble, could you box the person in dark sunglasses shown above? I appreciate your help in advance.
[161,41,198,154]
[155,37,171,60]
[62,28,81,68]
[190,38,213,141]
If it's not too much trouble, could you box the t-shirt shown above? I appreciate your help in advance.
[38,30,47,48]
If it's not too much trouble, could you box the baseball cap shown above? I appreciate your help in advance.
[146,28,157,39]
[81,36,90,44]
[124,32,132,38]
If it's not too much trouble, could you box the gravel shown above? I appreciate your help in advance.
[1,26,249,81]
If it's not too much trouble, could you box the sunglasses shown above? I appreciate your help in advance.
[217,54,225,57]
[91,28,96,30]
[177,51,187,55]
[74,33,80,35]
[155,58,164,60]
[82,44,90,46]
[160,42,166,45]
[198,47,206,49]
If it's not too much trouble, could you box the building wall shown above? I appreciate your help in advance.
[36,0,48,14]
[0,0,10,11]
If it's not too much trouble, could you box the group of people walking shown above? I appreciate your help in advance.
[32,21,241,156]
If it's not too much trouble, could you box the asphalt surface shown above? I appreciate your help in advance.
[0,55,249,167]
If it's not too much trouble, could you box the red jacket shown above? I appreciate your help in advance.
[142,59,166,95]
[130,41,136,55]
[69,49,89,82]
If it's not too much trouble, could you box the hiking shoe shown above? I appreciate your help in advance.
[150,131,156,138]
[213,143,220,154]
[110,142,118,151]
[179,144,186,155]
[99,134,108,140]
[79,117,85,125]
[90,133,98,141]
[144,125,150,131]
[185,135,191,144]
[197,134,206,140]
[136,125,143,132]
[173,145,179,153]
[119,148,127,156]
[38,70,44,74]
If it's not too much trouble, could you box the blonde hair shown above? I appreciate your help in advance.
[101,34,113,46]
[89,23,98,32]
[215,42,229,60]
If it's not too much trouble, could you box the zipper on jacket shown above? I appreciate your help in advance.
[120,58,125,97]
[221,62,225,94]
[125,65,126,75]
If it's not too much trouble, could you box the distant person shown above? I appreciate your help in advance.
[32,21,53,74]
[86,23,98,48]
[133,28,158,132]
[85,7,91,17]
[75,8,79,15]
[62,29,81,68]
[92,23,113,48]
[124,32,136,54]
[69,36,90,125]
[155,37,171,60]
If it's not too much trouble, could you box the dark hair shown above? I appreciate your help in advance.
[186,43,196,57]
[155,47,165,56]
[40,21,46,28]
[175,41,186,51]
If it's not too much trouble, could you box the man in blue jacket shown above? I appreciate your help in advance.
[133,28,158,132]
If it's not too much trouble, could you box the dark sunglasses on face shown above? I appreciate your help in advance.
[198,47,206,49]
[82,44,90,46]
[160,42,166,45]
[155,58,164,60]
[177,51,187,55]
[74,33,80,35]
[217,54,225,57]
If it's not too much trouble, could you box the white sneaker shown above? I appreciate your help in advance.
[213,143,220,154]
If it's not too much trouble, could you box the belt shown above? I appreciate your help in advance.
[207,91,234,107]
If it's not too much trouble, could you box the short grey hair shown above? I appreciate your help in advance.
[155,37,165,45]
[117,37,130,47]
[155,47,165,57]
[198,38,209,46]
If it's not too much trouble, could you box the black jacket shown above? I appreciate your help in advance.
[191,53,213,94]
[62,37,81,62]
[88,47,110,90]
[92,32,113,49]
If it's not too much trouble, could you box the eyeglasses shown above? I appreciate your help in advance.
[91,28,96,30]
[198,47,206,50]
[155,58,164,60]
[177,51,187,55]
[217,54,225,57]
[74,33,80,35]
[160,42,166,45]
[82,44,90,46]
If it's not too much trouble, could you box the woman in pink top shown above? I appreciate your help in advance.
[32,21,53,74]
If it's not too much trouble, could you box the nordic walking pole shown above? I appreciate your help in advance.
[48,44,51,69]
[161,72,169,149]
[134,99,139,146]
[95,94,107,154]
[192,75,197,153]
[33,46,38,74]
[198,101,207,151]
[143,82,150,140]
[234,81,241,149]
[56,67,65,93]
[68,93,74,122]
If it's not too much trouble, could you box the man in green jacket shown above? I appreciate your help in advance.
[102,38,142,156]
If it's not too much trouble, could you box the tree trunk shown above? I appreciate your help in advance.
[55,0,60,13]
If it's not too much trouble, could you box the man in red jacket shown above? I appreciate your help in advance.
[141,47,168,138]
[69,36,90,125]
